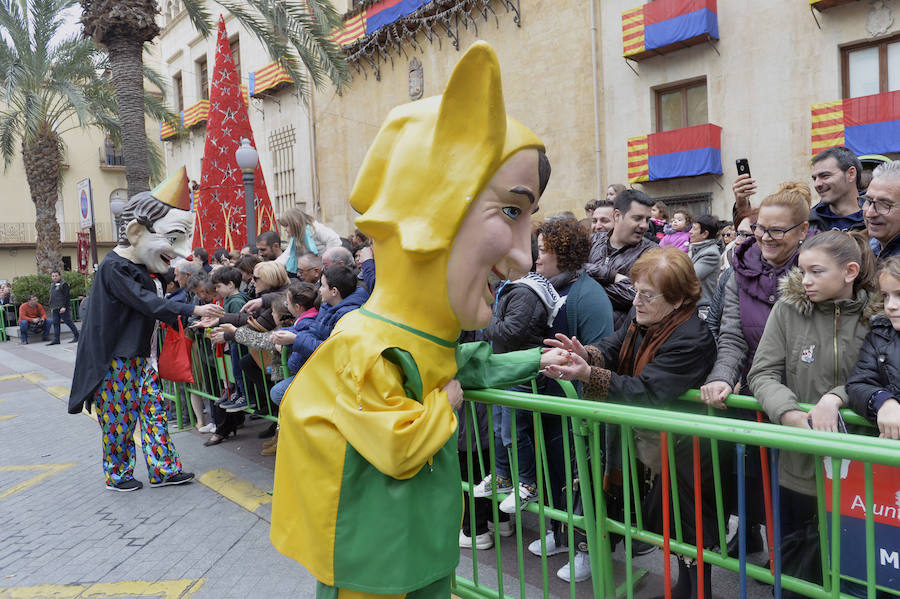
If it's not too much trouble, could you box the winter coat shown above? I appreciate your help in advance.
[586,232,657,327]
[486,273,561,354]
[871,233,900,262]
[286,307,319,373]
[807,201,866,233]
[659,230,690,252]
[49,280,71,310]
[220,284,289,340]
[847,315,900,426]
[689,239,720,307]
[291,286,368,363]
[748,269,875,496]
[705,236,803,388]
[583,308,716,471]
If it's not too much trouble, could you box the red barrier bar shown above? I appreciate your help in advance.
[757,411,776,574]
[692,436,705,599]
[661,431,672,599]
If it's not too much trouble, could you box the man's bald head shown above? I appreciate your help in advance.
[322,246,355,268]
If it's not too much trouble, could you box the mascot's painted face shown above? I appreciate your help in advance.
[127,208,194,274]
[446,149,541,330]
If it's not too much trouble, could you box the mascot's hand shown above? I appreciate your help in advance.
[442,379,463,410]
[240,298,263,314]
[194,303,224,319]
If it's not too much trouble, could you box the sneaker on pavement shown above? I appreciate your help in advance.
[197,422,216,433]
[490,519,515,537]
[528,531,568,556]
[459,530,493,550]
[106,478,143,492]
[557,551,591,582]
[472,474,513,498]
[225,397,248,413]
[499,482,538,514]
[149,472,195,487]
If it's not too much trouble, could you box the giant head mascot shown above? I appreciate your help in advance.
[271,42,566,598]
[69,167,222,492]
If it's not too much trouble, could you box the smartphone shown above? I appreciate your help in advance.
[736,158,751,178]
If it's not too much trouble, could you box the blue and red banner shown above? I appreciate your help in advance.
[365,0,432,35]
[623,0,718,59]
[810,90,900,157]
[825,459,900,588]
[628,123,722,183]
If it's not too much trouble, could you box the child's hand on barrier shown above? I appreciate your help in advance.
[877,398,900,440]
[209,329,226,345]
[808,394,843,433]
[270,330,296,346]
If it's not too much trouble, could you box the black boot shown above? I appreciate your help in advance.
[727,523,765,557]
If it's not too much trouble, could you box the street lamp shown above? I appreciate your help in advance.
[109,191,126,244]
[235,138,259,247]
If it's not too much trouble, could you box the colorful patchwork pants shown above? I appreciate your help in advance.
[94,357,183,485]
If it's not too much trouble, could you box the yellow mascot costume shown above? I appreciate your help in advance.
[271,41,559,598]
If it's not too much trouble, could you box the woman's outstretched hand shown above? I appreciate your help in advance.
[543,333,588,361]
[541,350,591,384]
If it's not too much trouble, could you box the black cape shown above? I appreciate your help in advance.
[68,252,193,414]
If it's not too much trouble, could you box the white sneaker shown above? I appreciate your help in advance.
[557,551,591,582]
[197,422,216,433]
[490,519,514,537]
[472,474,513,498]
[499,482,538,514]
[528,531,568,556]
[459,530,493,550]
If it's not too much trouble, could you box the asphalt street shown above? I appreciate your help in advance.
[0,336,767,598]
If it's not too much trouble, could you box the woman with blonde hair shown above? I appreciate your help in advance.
[276,207,342,275]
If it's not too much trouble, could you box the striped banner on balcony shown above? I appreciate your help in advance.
[250,61,294,97]
[183,99,210,128]
[627,135,650,183]
[622,7,645,57]
[811,100,845,156]
[331,11,367,46]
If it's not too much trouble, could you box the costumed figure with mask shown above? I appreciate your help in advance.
[68,168,224,492]
[270,42,568,598]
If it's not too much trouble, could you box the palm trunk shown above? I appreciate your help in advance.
[105,36,150,198]
[22,132,63,273]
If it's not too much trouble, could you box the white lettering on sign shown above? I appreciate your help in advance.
[881,549,899,569]
[850,495,900,520]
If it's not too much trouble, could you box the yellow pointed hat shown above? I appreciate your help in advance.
[350,41,544,254]
[150,166,191,211]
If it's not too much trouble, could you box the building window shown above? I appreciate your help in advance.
[269,126,298,216]
[230,38,241,81]
[103,136,124,165]
[657,193,712,217]
[655,78,707,132]
[172,72,184,112]
[197,56,208,100]
[842,34,900,98]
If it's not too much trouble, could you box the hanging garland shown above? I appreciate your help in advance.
[340,0,521,81]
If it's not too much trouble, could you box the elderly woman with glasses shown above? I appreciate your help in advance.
[545,247,720,598]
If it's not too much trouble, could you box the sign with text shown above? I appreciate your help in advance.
[77,178,93,229]
[825,459,900,588]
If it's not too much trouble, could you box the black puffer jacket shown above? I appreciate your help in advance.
[486,282,550,354]
[847,315,900,426]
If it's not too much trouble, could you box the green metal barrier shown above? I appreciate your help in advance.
[454,386,900,599]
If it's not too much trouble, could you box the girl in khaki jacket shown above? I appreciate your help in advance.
[749,230,878,587]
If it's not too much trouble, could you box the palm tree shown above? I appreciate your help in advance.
[0,0,172,273]
[80,0,351,198]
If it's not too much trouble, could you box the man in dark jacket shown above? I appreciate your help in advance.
[48,270,79,345]
[586,189,657,327]
[808,146,866,233]
[864,161,900,261]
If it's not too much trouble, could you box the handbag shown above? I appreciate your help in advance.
[158,319,194,383]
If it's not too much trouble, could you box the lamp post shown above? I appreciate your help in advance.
[109,191,126,243]
[235,138,259,247]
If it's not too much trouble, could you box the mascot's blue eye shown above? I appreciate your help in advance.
[502,206,522,220]
[168,236,177,244]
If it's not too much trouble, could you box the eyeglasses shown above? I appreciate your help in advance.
[736,231,752,238]
[750,221,806,240]
[862,197,896,216]
[634,290,664,304]
[252,275,261,281]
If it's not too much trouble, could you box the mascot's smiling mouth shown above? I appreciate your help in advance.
[161,254,174,266]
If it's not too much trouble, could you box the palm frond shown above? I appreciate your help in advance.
[141,56,168,95]
[0,109,22,167]
[181,0,213,38]
[0,1,31,61]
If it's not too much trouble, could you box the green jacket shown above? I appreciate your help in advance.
[748,268,875,495]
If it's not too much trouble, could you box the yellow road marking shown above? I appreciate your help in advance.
[0,374,24,382]
[198,468,272,513]
[0,463,78,501]
[0,578,205,598]
[45,385,69,399]
[0,414,17,421]
[23,372,45,384]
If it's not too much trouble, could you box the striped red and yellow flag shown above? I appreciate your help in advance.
[627,135,650,183]
[183,99,209,128]
[330,11,367,47]
[251,61,293,96]
[622,7,645,57]
[811,100,845,156]
[241,84,249,106]
[160,120,178,140]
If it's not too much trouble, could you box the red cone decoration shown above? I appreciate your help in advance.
[193,16,277,252]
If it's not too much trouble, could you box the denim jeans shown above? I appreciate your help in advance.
[270,375,294,406]
[228,343,246,397]
[19,318,50,341]
[491,398,536,486]
[51,308,78,342]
